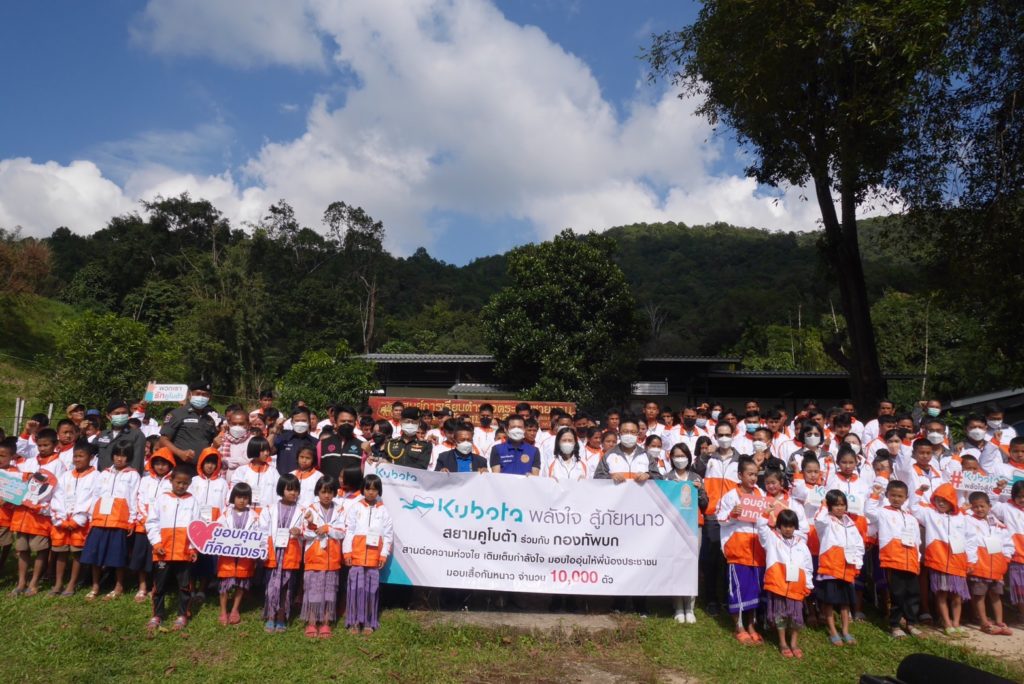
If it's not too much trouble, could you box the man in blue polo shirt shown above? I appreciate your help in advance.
[489,415,540,475]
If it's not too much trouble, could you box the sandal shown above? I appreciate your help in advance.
[318,624,332,639]
[22,588,38,597]
[749,631,763,644]
[103,589,123,601]
[829,634,844,647]
[982,623,1000,635]
[171,616,188,631]
[134,590,148,603]
[146,617,161,634]
[780,647,794,658]
[361,627,374,635]
[995,623,1013,636]
[60,589,75,598]
[85,589,100,601]
[48,588,62,597]
[219,612,229,626]
[792,648,804,659]
[8,588,24,597]
[842,633,857,645]
[305,625,318,638]
[734,631,753,644]
[905,624,924,637]
[228,610,241,625]
[264,620,276,634]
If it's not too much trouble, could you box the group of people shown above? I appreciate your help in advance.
[3,386,1024,657]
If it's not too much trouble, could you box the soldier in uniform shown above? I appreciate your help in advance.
[381,407,432,469]
[158,381,218,477]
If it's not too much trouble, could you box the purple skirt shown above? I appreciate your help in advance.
[1008,563,1024,605]
[727,564,764,615]
[345,566,381,629]
[219,578,250,593]
[263,567,297,620]
[765,593,804,628]
[300,570,339,623]
[930,570,969,601]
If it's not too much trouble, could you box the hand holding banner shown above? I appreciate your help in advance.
[734,492,771,523]
[0,471,28,505]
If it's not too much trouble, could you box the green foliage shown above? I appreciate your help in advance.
[481,229,641,410]
[42,311,185,408]
[274,341,377,413]
[730,324,838,372]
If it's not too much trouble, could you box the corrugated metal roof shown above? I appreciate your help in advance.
[642,356,741,363]
[447,383,514,395]
[948,387,1024,409]
[707,369,922,380]
[359,354,495,363]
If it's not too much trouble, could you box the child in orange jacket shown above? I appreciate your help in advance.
[145,468,199,632]
[965,491,1013,635]
[0,438,19,575]
[49,441,100,597]
[216,482,265,626]
[909,482,969,636]
[343,474,393,635]
[813,490,864,646]
[301,475,345,638]
[81,442,140,600]
[263,474,304,634]
[10,429,60,596]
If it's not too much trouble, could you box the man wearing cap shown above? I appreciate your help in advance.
[158,382,217,477]
[65,403,86,426]
[381,407,432,469]
[96,400,147,472]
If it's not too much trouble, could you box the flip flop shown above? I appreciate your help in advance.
[48,588,62,597]
[134,590,148,603]
[59,590,75,598]
[85,589,100,601]
[829,634,844,646]
[792,648,804,659]
[780,648,794,658]
[23,588,38,597]
[103,590,123,601]
[171,617,188,631]
[749,631,763,644]
[734,631,753,644]
[8,588,24,597]
[146,617,161,634]
[842,633,857,645]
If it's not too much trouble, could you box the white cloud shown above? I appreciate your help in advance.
[2,0,900,251]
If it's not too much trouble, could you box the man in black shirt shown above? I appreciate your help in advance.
[318,405,364,479]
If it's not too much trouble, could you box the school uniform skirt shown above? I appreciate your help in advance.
[128,533,153,573]
[726,564,764,614]
[1009,563,1024,605]
[929,570,970,601]
[764,593,805,628]
[81,527,130,568]
[300,570,339,622]
[815,578,856,608]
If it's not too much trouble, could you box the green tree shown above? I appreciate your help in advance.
[481,229,642,410]
[43,311,185,408]
[274,341,377,413]
[323,202,386,352]
[646,0,962,412]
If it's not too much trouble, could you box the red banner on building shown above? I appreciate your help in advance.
[368,397,576,428]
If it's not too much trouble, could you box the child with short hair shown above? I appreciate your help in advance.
[757,508,813,658]
[231,437,279,513]
[216,482,264,625]
[264,474,304,633]
[965,491,1013,635]
[81,441,141,600]
[293,445,323,508]
[145,467,199,633]
[814,490,864,646]
[717,457,766,644]
[991,479,1024,626]
[865,480,922,638]
[49,441,99,596]
[909,482,969,636]
[302,475,345,638]
[344,474,393,635]
[130,448,176,602]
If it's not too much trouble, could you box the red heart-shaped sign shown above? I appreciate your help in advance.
[187,520,220,552]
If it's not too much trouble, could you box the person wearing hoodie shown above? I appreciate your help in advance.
[909,481,969,636]
[129,447,175,602]
[189,448,228,524]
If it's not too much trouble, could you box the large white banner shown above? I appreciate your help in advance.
[376,464,699,596]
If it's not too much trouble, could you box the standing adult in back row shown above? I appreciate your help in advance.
[159,381,217,477]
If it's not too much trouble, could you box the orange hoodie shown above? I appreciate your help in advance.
[189,448,228,522]
[910,483,968,578]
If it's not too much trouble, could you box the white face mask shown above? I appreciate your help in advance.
[926,431,944,445]
[648,447,663,458]
[848,443,862,455]
[751,440,768,452]
[229,425,249,440]
[619,433,638,449]
[987,419,1002,430]
[710,410,721,421]
[401,422,419,436]
[507,427,525,441]
[559,441,575,455]
[131,411,145,420]
[803,434,821,448]
[716,435,732,449]
[292,421,309,434]
[456,440,473,455]
[968,427,987,442]
[695,418,707,428]
[672,456,690,470]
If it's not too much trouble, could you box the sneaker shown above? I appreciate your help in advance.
[684,610,697,624]
[906,624,924,637]
[275,621,288,633]
[674,611,687,624]
[918,612,933,622]
[705,602,720,617]
[264,620,276,634]
[890,627,907,638]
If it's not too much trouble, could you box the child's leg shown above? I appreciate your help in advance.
[28,546,48,590]
[989,589,1004,626]
[90,564,102,593]
[219,589,229,616]
[231,588,245,614]
[822,603,837,637]
[176,564,192,618]
[138,570,148,594]
[151,563,169,621]
[919,569,931,614]
[53,551,67,592]
[789,626,800,650]
[950,591,963,627]
[839,606,851,637]
[16,549,30,590]
[0,543,11,572]
[67,553,82,593]
[935,590,952,628]
[114,567,125,593]
[744,610,758,635]
[776,625,787,651]
[970,591,989,627]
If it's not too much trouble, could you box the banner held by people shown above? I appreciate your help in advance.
[377,464,698,596]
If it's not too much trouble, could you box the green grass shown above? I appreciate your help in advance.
[0,569,1021,684]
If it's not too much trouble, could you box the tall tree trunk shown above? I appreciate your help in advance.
[811,173,887,413]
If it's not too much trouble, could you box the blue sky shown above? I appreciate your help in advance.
[0,1,825,264]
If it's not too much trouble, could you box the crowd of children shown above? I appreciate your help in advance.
[3,393,1024,656]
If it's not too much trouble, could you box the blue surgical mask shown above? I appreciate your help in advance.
[926,407,940,418]
[190,395,210,410]
[745,424,757,434]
